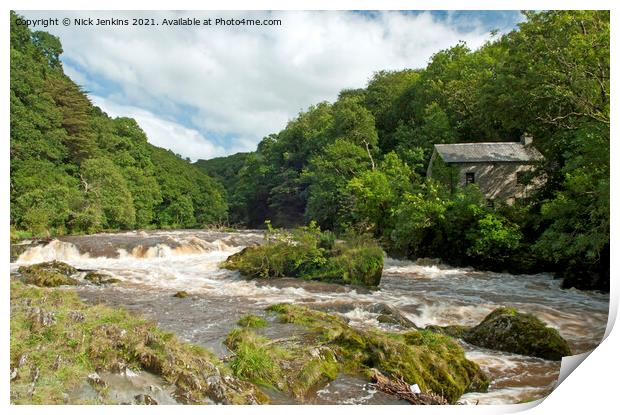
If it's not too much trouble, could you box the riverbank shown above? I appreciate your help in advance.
[10,279,266,404]
[9,229,609,404]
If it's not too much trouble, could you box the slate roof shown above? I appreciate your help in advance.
[433,142,544,163]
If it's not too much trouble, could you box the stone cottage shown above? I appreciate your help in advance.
[426,134,544,205]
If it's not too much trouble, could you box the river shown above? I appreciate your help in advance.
[10,229,610,405]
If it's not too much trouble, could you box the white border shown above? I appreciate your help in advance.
[2,2,617,415]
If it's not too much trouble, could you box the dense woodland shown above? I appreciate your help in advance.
[10,11,609,291]
[10,12,227,234]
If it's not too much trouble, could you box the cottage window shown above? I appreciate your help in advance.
[465,172,475,185]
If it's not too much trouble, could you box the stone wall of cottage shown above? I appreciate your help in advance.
[455,163,541,203]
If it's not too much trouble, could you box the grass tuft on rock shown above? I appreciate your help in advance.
[225,329,285,388]
[222,222,384,287]
[17,261,79,287]
[10,280,266,404]
[237,315,268,328]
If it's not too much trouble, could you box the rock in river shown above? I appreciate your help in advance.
[17,261,79,287]
[430,307,572,361]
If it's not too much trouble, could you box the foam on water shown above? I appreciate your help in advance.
[16,239,89,263]
[341,307,381,328]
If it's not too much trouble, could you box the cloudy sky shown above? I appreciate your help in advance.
[18,10,523,161]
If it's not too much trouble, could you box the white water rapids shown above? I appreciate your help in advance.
[10,230,609,405]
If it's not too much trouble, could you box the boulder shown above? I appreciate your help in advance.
[87,372,107,388]
[84,272,121,285]
[371,303,419,329]
[134,394,158,405]
[27,307,56,330]
[415,258,442,267]
[464,307,571,361]
[18,261,78,287]
[429,307,572,361]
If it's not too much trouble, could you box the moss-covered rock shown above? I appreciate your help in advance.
[428,308,571,361]
[222,224,384,288]
[10,281,267,404]
[225,303,488,403]
[426,324,470,339]
[84,272,120,285]
[463,308,572,361]
[373,304,419,329]
[18,261,79,287]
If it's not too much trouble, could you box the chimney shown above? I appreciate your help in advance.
[520,132,533,146]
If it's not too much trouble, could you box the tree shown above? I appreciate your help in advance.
[305,139,372,231]
[31,31,63,69]
[346,152,420,237]
[45,76,97,163]
[80,157,136,229]
[534,124,609,290]
[11,159,80,234]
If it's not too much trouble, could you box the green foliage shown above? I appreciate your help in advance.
[195,153,250,224]
[534,124,609,290]
[305,139,372,230]
[321,236,385,287]
[331,95,379,148]
[223,223,384,287]
[346,152,417,236]
[11,160,81,236]
[237,315,268,328]
[390,183,450,255]
[10,11,227,234]
[466,214,522,261]
[81,157,136,230]
[364,69,420,152]
[225,324,340,399]
[225,329,285,388]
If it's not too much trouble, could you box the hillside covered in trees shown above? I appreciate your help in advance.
[196,11,609,291]
[10,12,227,234]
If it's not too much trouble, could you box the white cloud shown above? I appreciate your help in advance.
[19,11,501,159]
[90,96,227,161]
